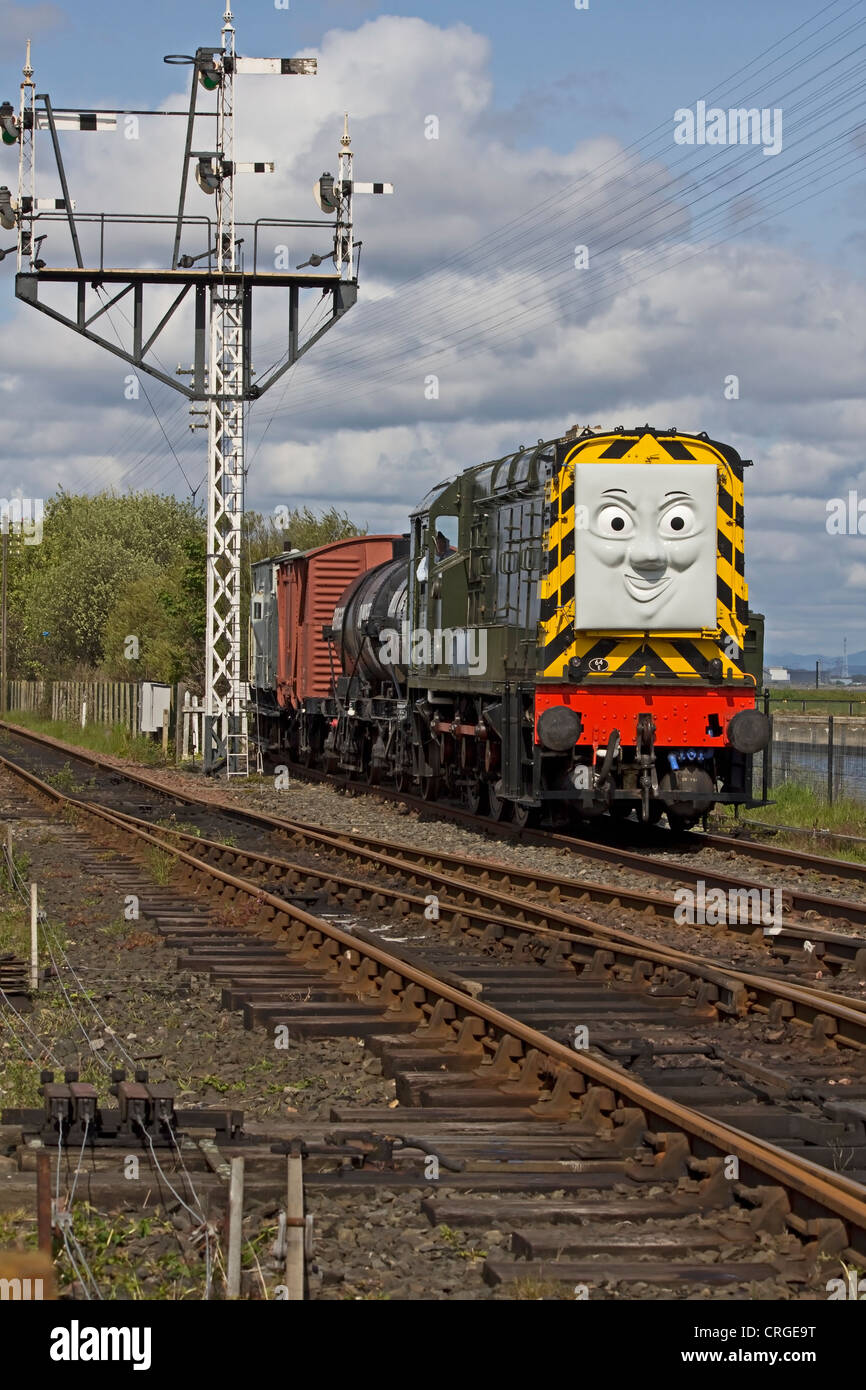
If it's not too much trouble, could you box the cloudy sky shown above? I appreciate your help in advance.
[1,0,865,661]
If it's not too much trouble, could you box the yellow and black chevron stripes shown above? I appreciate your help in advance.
[538,431,752,683]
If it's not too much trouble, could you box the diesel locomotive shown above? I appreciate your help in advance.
[250,424,769,827]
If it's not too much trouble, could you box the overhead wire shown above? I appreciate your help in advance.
[327,0,866,303]
[222,4,866,399]
[245,293,334,467]
[74,394,191,497]
[262,110,866,418]
[252,5,866,423]
[6,0,862,497]
[91,289,200,496]
[265,0,866,383]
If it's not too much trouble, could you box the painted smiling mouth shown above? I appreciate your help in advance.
[623,572,672,602]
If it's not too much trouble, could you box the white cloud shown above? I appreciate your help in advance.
[0,13,864,654]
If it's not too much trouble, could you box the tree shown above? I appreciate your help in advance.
[100,535,207,688]
[8,491,203,678]
[6,494,366,689]
[244,506,365,566]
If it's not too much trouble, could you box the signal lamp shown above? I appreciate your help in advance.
[196,50,222,90]
[313,172,337,215]
[0,102,18,145]
[195,155,220,195]
[0,186,16,231]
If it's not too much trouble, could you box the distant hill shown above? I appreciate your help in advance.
[766,649,866,674]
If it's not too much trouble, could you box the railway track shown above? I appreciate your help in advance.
[3,720,866,969]
[2,728,866,1295]
[6,717,866,927]
[277,751,866,906]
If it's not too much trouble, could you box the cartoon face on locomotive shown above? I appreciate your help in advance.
[251,425,769,827]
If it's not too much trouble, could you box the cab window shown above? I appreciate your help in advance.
[432,514,458,561]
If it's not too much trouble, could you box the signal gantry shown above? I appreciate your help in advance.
[0,5,393,776]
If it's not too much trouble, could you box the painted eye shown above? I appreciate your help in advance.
[595,505,634,538]
[659,504,697,538]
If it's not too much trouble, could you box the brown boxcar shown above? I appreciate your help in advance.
[275,536,401,708]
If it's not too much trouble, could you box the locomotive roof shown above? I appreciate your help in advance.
[412,438,558,515]
[411,426,747,515]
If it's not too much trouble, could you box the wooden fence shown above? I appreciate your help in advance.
[51,680,141,733]
[2,678,141,734]
[6,679,46,713]
[3,679,208,764]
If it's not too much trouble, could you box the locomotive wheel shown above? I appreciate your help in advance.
[487,780,513,822]
[464,779,488,816]
[512,802,537,830]
[394,730,411,793]
[366,757,380,786]
[420,744,441,802]
[421,772,441,801]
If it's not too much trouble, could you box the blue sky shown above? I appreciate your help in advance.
[0,0,832,150]
[0,0,865,659]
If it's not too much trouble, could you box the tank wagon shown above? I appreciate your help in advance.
[251,425,769,826]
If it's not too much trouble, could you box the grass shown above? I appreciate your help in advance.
[0,1036,106,1106]
[0,903,29,957]
[154,816,201,839]
[508,1277,576,1300]
[43,762,89,793]
[0,1208,37,1249]
[146,846,177,886]
[0,866,40,973]
[0,846,30,894]
[438,1224,487,1261]
[100,916,134,941]
[3,711,170,765]
[718,780,866,863]
[0,1206,222,1299]
[54,1205,218,1300]
[0,1056,45,1107]
[167,1058,299,1113]
[767,686,866,716]
[198,1073,233,1094]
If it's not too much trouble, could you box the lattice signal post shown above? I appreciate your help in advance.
[0,5,393,775]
